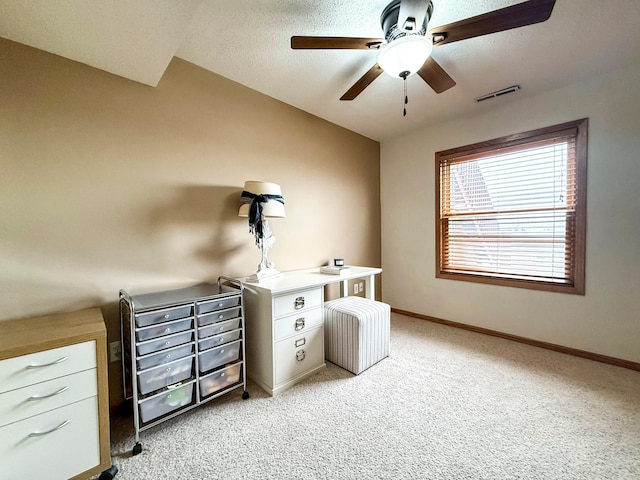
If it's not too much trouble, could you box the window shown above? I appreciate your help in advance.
[435,119,587,294]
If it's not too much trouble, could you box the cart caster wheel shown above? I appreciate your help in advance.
[132,442,142,456]
[99,465,118,479]
[242,391,250,400]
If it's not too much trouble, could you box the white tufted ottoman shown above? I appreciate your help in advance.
[324,296,390,375]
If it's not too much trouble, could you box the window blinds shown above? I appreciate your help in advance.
[439,133,578,285]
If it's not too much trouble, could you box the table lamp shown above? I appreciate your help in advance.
[239,181,286,281]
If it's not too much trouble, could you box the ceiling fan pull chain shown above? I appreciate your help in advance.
[403,74,408,117]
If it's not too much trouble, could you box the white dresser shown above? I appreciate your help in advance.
[0,308,113,480]
[240,266,381,395]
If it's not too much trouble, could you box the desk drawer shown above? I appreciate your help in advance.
[0,341,96,394]
[274,326,323,386]
[274,307,323,342]
[0,397,100,480]
[0,369,97,428]
[274,288,322,318]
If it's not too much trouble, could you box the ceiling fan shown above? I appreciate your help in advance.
[291,0,556,102]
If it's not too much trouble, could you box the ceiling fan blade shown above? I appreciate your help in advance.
[417,57,456,94]
[291,36,385,50]
[429,0,556,46]
[340,64,384,101]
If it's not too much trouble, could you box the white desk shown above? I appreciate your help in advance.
[239,266,382,395]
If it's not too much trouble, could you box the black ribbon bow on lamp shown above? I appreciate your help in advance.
[241,190,285,245]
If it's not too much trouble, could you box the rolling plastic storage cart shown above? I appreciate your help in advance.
[120,277,249,455]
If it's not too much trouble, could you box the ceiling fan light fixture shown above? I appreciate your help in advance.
[377,35,432,78]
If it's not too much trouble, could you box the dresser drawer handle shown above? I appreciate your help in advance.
[218,303,224,307]
[294,318,305,331]
[294,297,305,309]
[28,419,71,437]
[27,386,70,401]
[296,349,306,362]
[295,338,306,348]
[164,314,170,319]
[26,356,69,369]
[218,314,224,319]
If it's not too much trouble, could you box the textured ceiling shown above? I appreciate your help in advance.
[2,0,640,141]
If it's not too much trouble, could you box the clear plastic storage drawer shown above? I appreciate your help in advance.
[198,318,241,339]
[136,317,192,342]
[139,382,194,423]
[197,307,241,327]
[137,343,194,371]
[199,362,243,398]
[196,296,240,315]
[135,305,192,328]
[136,330,193,357]
[198,329,241,351]
[137,356,194,395]
[198,340,241,373]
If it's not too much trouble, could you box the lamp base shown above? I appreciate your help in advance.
[246,267,282,283]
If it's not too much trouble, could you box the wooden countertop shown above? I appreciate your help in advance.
[0,307,106,360]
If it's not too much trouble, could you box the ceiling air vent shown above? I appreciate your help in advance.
[474,85,521,103]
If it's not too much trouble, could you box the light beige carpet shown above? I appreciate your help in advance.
[102,313,640,479]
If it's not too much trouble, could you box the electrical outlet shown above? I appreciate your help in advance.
[109,341,121,363]
[359,282,364,295]
[353,283,359,294]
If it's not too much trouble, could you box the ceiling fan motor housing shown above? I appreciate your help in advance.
[381,0,433,42]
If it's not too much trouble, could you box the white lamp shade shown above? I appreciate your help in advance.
[377,35,432,78]
[239,181,286,218]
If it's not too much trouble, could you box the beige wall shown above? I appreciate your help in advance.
[381,61,640,363]
[0,38,381,406]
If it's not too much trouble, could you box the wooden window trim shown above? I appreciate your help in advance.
[435,119,588,295]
